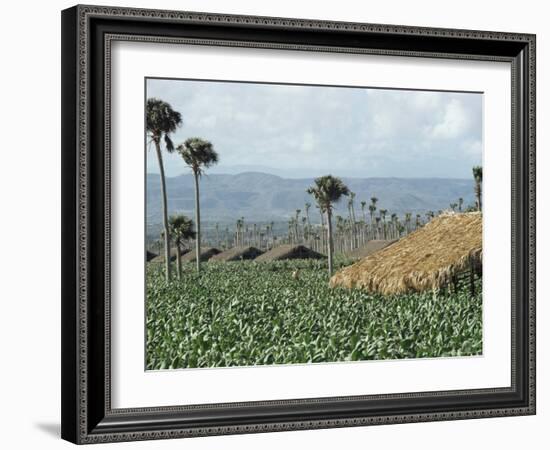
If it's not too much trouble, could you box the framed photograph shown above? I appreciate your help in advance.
[61,5,536,444]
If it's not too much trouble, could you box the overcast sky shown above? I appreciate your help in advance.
[146,78,482,179]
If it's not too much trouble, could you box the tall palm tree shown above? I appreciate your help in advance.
[472,166,483,211]
[390,213,397,239]
[168,214,195,279]
[379,209,387,239]
[304,202,311,241]
[177,137,219,273]
[307,175,350,277]
[216,222,220,247]
[370,197,378,210]
[348,192,357,248]
[146,98,182,281]
[360,201,367,222]
[405,212,412,233]
[295,209,301,243]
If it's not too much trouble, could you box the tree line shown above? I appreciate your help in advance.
[147,98,219,280]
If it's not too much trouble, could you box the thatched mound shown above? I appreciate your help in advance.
[330,212,482,295]
[181,247,221,262]
[345,240,397,260]
[209,246,264,262]
[149,248,190,263]
[255,244,324,262]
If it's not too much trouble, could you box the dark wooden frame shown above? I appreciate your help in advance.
[61,4,536,444]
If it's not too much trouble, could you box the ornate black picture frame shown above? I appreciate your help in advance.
[61,4,536,444]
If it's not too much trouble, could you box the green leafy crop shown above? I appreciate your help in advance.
[146,260,482,370]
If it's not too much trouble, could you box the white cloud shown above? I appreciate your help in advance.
[461,139,483,157]
[426,98,470,139]
[146,79,482,178]
[300,130,316,154]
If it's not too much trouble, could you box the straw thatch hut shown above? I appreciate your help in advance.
[209,246,264,262]
[149,247,190,263]
[254,244,324,262]
[180,247,221,263]
[345,240,397,260]
[330,212,482,295]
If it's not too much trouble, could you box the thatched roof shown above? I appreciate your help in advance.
[255,244,324,262]
[149,248,190,263]
[180,247,221,262]
[209,246,264,262]
[345,240,397,260]
[330,212,482,295]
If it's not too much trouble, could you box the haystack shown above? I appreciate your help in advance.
[254,244,324,262]
[209,246,264,262]
[345,240,397,260]
[180,247,221,263]
[149,247,190,263]
[330,212,482,295]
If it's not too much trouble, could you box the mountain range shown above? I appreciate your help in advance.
[146,172,476,228]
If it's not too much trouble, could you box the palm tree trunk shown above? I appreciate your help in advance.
[176,244,182,280]
[154,140,171,282]
[475,182,482,211]
[193,171,201,273]
[326,209,334,277]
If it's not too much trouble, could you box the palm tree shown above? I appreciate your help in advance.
[146,98,182,281]
[215,223,220,248]
[336,216,345,253]
[405,212,412,233]
[304,202,311,242]
[360,201,367,222]
[379,209,387,239]
[369,197,378,238]
[307,175,350,277]
[177,137,219,273]
[295,209,301,243]
[390,213,397,239]
[370,197,378,211]
[472,166,483,211]
[168,215,195,279]
[348,192,357,249]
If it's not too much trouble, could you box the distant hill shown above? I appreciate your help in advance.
[146,172,476,228]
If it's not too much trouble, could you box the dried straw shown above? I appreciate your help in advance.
[329,212,482,294]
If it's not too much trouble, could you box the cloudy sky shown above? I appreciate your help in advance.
[146,78,482,179]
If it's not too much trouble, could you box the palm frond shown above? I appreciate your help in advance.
[146,97,182,145]
[164,135,174,153]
